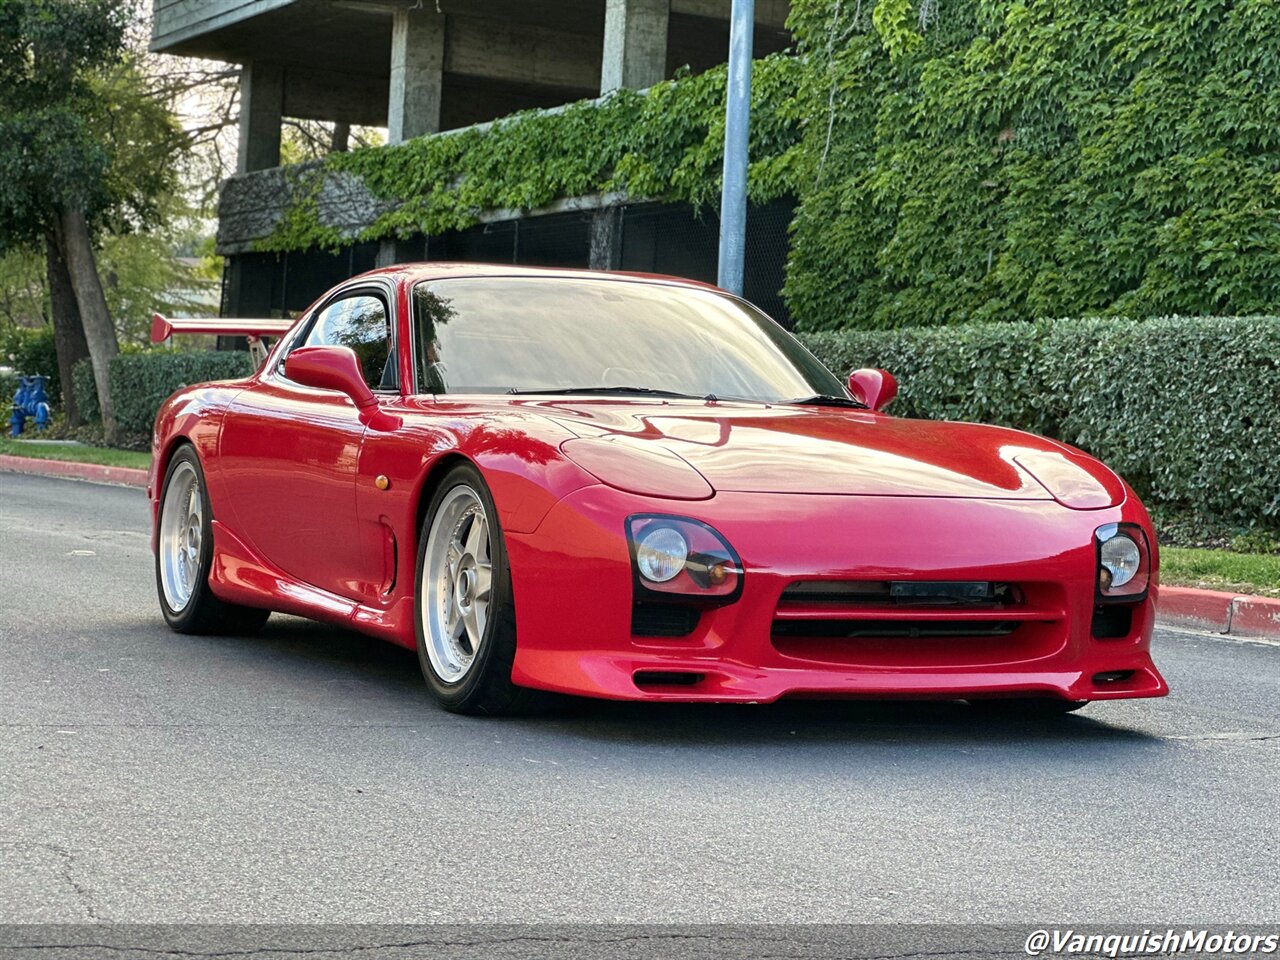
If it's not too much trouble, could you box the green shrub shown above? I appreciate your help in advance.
[72,358,98,422]
[1,325,61,402]
[0,369,18,407]
[72,351,253,433]
[109,351,253,433]
[800,316,1280,531]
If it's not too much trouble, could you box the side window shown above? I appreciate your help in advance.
[303,293,395,390]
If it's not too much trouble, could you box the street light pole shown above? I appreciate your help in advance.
[717,0,754,296]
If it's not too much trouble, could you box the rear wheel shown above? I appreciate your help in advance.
[967,697,1088,717]
[415,463,535,715]
[156,445,270,636]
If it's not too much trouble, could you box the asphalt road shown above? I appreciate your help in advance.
[1,472,1277,924]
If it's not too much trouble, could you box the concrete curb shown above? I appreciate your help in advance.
[1158,586,1280,639]
[0,453,148,489]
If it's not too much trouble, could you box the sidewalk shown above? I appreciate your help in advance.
[3,450,1277,639]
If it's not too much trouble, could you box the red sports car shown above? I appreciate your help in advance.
[149,264,1167,714]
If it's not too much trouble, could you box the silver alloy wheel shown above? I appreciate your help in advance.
[422,484,494,684]
[159,459,203,612]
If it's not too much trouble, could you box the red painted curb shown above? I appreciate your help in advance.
[0,453,148,489]
[1157,586,1237,633]
[1158,585,1280,639]
[1231,595,1280,638]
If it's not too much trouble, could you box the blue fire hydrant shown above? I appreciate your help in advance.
[10,374,52,437]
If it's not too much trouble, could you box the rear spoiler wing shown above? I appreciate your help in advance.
[150,313,296,367]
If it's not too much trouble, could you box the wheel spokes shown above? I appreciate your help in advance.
[473,562,492,603]
[421,485,496,684]
[160,463,204,613]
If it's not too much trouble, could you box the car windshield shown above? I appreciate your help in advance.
[412,276,848,402]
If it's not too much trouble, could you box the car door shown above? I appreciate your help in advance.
[217,284,399,602]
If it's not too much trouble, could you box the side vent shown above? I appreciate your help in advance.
[634,671,704,688]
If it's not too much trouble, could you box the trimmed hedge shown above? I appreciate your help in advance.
[800,317,1280,532]
[72,359,98,423]
[73,351,253,432]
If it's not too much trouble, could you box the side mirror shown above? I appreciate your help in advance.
[285,346,377,410]
[848,368,897,411]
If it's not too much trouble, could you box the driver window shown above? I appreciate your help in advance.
[303,293,395,391]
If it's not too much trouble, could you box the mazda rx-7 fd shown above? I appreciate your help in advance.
[149,264,1167,714]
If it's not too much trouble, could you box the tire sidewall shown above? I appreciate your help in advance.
[414,464,513,708]
[155,445,217,630]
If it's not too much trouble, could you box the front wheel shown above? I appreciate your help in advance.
[415,463,536,715]
[156,445,270,636]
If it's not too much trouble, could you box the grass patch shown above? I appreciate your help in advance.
[0,436,151,471]
[1162,547,1280,598]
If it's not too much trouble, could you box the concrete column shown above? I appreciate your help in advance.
[376,237,427,267]
[589,207,624,270]
[389,6,445,143]
[601,0,670,93]
[236,62,284,174]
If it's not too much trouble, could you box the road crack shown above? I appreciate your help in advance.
[2,840,103,921]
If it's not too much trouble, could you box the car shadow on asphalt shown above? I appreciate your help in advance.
[186,615,1163,748]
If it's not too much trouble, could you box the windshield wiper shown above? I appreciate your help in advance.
[507,386,703,399]
[784,394,868,409]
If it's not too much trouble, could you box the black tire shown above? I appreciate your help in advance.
[967,697,1088,717]
[155,445,270,636]
[414,462,538,715]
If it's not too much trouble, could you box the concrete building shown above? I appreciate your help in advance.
[151,0,796,323]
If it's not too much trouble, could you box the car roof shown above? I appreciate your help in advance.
[348,261,727,293]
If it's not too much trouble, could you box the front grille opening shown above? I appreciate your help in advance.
[772,619,1021,640]
[632,604,701,638]
[781,580,1019,607]
[633,671,704,688]
[1091,605,1133,639]
[1093,669,1136,685]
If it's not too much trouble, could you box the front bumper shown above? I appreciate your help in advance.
[504,485,1168,703]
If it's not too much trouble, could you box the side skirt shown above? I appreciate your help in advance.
[207,520,417,649]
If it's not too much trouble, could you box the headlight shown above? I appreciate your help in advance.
[627,515,743,604]
[635,526,688,583]
[1095,523,1151,600]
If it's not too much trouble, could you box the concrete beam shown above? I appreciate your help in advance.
[283,66,389,126]
[670,0,790,29]
[601,0,670,93]
[237,61,284,173]
[447,16,602,92]
[152,0,296,52]
[389,5,445,143]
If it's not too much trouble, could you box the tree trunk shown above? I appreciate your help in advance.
[55,206,120,445]
[330,121,350,152]
[45,230,92,427]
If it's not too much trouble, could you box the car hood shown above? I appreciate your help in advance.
[538,401,1124,506]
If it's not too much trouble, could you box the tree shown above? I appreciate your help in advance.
[0,0,184,443]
